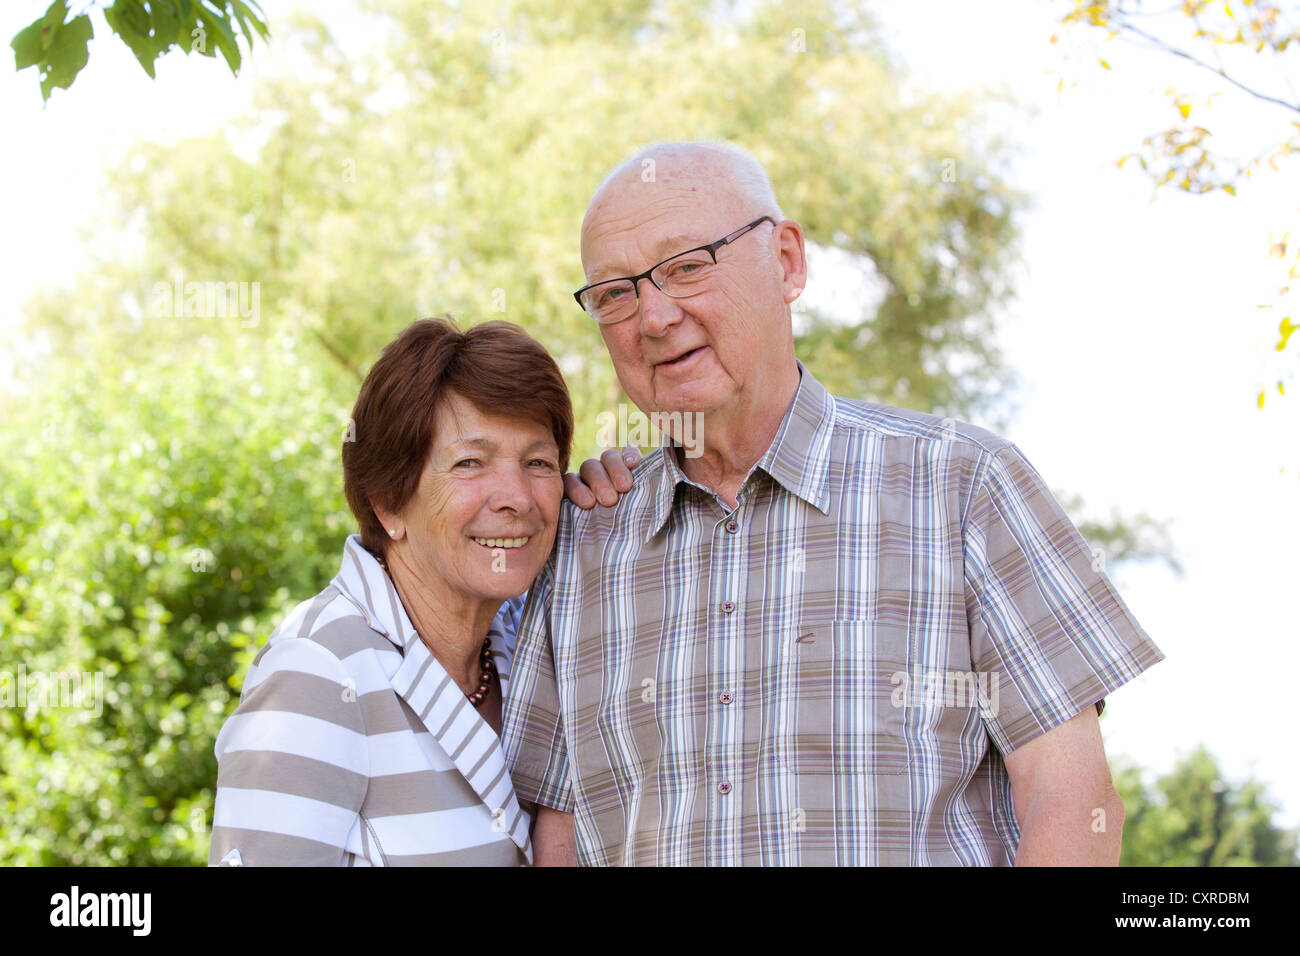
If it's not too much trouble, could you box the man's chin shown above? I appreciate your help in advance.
[651,384,725,417]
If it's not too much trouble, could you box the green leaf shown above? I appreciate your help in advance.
[150,0,182,49]
[11,20,47,71]
[40,0,69,50]
[104,0,162,80]
[118,0,151,37]
[11,0,69,73]
[228,0,270,43]
[37,13,92,102]
[195,4,241,73]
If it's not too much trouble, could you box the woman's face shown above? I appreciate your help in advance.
[395,390,563,606]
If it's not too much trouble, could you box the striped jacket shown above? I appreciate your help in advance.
[209,535,532,866]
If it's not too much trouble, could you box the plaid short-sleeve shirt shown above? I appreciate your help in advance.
[502,362,1164,866]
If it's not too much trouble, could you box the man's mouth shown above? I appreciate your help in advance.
[657,346,704,369]
[471,536,531,549]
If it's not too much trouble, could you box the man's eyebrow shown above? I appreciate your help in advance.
[588,233,705,282]
[651,233,703,256]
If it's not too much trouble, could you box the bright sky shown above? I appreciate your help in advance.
[3,0,1298,831]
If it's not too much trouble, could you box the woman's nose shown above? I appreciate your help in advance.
[487,461,532,511]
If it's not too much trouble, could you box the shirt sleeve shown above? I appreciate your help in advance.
[500,568,575,813]
[962,441,1165,755]
[208,639,368,865]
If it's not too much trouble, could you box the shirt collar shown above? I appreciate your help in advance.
[330,534,520,694]
[331,534,414,651]
[646,360,836,540]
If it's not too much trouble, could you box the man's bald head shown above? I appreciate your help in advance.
[575,139,806,437]
[582,141,783,241]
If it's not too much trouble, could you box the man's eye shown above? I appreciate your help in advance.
[529,458,558,470]
[662,257,711,281]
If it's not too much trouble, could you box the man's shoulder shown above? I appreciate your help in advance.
[556,448,669,538]
[826,392,1013,461]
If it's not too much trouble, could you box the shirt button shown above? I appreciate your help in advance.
[719,691,733,705]
[725,520,738,534]
[721,601,735,614]
[718,781,732,795]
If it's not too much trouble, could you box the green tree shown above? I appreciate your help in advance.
[0,324,354,864]
[10,0,268,102]
[1114,746,1300,865]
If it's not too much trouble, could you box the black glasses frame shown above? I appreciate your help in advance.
[573,215,776,321]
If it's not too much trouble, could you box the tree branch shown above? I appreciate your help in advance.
[309,327,364,382]
[1114,15,1300,115]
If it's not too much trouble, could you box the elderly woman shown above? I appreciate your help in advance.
[209,317,622,866]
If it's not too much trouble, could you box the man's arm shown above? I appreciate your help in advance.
[532,805,577,866]
[1003,706,1125,866]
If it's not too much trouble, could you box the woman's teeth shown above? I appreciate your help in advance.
[472,537,529,549]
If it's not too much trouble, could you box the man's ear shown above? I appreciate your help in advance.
[775,219,808,305]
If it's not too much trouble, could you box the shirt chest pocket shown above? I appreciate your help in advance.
[783,619,910,775]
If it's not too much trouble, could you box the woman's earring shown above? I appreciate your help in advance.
[388,528,397,538]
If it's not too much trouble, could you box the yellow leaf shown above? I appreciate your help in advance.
[1117,155,1128,169]
[1280,382,1287,395]
[1100,57,1111,69]
[1223,183,1236,195]
[1179,103,1191,118]
[1226,3,1235,18]
[1258,390,1266,409]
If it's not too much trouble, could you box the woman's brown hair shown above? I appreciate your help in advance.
[342,317,574,557]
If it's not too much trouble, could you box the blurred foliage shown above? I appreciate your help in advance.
[1115,746,1300,865]
[1,0,1204,864]
[1056,490,1183,574]
[10,0,268,102]
[0,325,351,864]
[1056,0,1299,408]
[37,0,1031,440]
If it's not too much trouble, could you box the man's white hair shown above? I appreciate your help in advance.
[592,140,784,220]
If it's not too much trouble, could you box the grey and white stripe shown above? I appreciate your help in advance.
[210,535,530,866]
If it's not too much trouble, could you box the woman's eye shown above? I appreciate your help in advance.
[454,458,480,469]
[529,459,557,470]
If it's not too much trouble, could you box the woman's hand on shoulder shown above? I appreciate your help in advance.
[563,445,643,510]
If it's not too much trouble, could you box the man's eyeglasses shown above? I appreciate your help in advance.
[574,216,776,325]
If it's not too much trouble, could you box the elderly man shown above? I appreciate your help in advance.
[502,141,1164,866]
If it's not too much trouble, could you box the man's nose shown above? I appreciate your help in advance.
[634,277,684,336]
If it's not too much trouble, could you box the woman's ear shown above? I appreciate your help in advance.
[370,498,402,540]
